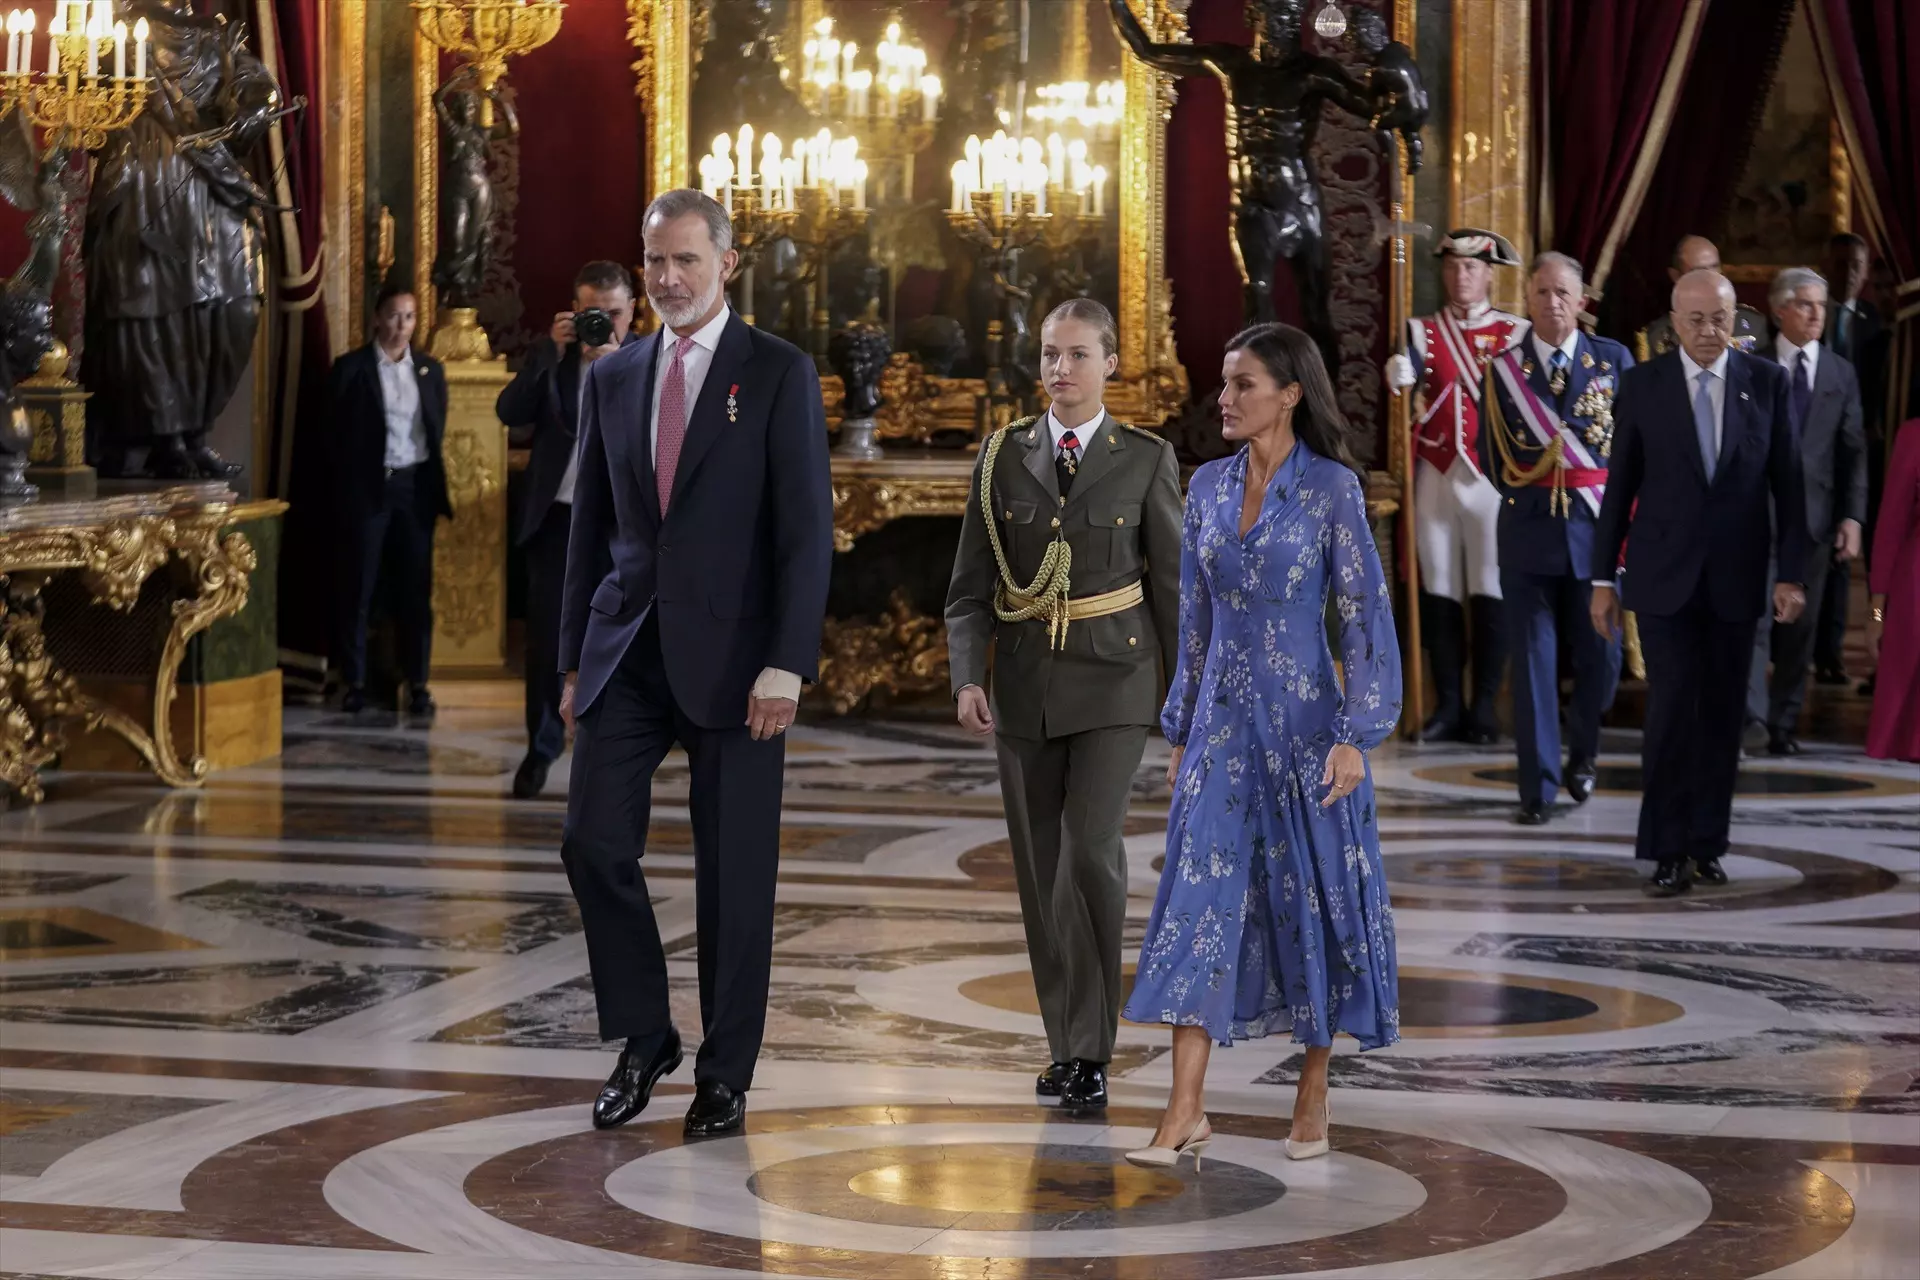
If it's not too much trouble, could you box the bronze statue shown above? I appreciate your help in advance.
[432,66,519,312]
[0,112,72,299]
[83,0,293,480]
[0,284,54,502]
[1108,0,1426,372]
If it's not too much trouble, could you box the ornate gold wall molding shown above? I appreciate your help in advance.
[415,25,441,338]
[0,494,284,805]
[830,457,974,554]
[1450,0,1531,315]
[430,360,511,673]
[323,0,368,359]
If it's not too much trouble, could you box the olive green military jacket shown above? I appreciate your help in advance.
[1636,303,1767,362]
[945,412,1184,740]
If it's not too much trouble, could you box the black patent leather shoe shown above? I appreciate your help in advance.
[1420,712,1465,743]
[1646,861,1692,897]
[340,687,367,716]
[592,1028,683,1130]
[1515,800,1550,827]
[1566,757,1597,805]
[407,689,438,724]
[1767,733,1802,757]
[1036,1062,1071,1098]
[1693,856,1729,886]
[512,754,550,800]
[1060,1060,1108,1114]
[684,1080,747,1138]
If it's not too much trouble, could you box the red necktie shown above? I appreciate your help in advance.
[1056,430,1080,495]
[655,334,696,512]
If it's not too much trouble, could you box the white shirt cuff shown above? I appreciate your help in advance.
[752,668,803,702]
[1591,580,1615,589]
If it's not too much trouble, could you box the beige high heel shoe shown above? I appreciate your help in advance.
[1125,1114,1213,1170]
[1286,1098,1331,1160]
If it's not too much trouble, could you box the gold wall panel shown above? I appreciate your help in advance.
[1450,0,1531,315]
[430,361,512,674]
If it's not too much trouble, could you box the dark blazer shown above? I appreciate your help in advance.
[1477,330,1635,580]
[496,332,643,546]
[557,312,834,727]
[1774,344,1867,543]
[1595,348,1808,621]
[325,343,453,522]
[1826,297,1881,365]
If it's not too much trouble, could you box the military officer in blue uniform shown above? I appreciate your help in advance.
[1479,251,1635,825]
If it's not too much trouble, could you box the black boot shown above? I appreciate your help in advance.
[184,435,244,480]
[1466,595,1508,745]
[1419,593,1467,741]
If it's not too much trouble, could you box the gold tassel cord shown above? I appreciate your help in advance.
[979,425,1075,649]
[1486,380,1571,517]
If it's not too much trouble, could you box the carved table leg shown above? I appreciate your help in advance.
[0,573,80,805]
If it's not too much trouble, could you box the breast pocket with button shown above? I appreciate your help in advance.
[1088,501,1143,571]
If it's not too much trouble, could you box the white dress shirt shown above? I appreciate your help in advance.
[1047,405,1106,457]
[649,305,731,463]
[554,363,586,506]
[1530,329,1580,374]
[1775,333,1820,385]
[1679,345,1730,460]
[375,343,428,470]
[636,305,799,705]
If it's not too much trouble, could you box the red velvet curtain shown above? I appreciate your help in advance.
[1163,0,1255,396]
[1537,0,1698,273]
[1605,0,1797,336]
[1809,0,1918,422]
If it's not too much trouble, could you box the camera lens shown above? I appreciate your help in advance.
[574,308,614,349]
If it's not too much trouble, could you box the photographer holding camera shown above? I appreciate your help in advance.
[497,260,641,798]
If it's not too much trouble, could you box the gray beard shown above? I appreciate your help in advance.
[649,279,722,331]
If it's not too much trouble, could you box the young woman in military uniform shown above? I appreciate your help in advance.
[945,299,1184,1114]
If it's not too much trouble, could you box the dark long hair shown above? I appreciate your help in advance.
[1223,322,1362,475]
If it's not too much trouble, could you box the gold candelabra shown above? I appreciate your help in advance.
[790,186,870,364]
[726,186,798,329]
[411,0,564,127]
[2,5,150,154]
[947,191,1053,421]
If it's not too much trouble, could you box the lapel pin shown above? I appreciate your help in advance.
[1739,391,1750,401]
[727,384,739,422]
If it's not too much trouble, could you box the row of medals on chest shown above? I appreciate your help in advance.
[1461,329,1618,458]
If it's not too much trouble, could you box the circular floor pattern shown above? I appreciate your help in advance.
[466,1103,1586,1276]
[1411,760,1917,800]
[959,962,1683,1039]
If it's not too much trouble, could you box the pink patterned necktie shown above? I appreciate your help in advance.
[655,334,697,512]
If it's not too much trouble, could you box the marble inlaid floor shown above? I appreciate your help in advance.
[2,684,1916,1279]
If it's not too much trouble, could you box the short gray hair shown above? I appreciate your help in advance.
[1770,266,1827,310]
[644,188,733,253]
[1529,250,1584,283]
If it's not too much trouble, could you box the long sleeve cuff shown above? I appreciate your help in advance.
[753,668,803,702]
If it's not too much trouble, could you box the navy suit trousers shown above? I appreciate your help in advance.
[1502,566,1620,805]
[1636,591,1757,863]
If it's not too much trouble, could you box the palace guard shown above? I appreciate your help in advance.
[946,300,1183,1116]
[1480,252,1634,825]
[1386,228,1528,743]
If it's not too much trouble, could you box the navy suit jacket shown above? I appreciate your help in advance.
[1595,348,1809,621]
[557,312,834,727]
[325,343,453,523]
[1477,331,1634,580]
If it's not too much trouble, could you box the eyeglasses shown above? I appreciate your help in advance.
[1675,311,1731,334]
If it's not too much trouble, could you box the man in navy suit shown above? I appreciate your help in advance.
[1479,252,1632,826]
[1593,269,1808,897]
[496,261,640,799]
[558,190,833,1137]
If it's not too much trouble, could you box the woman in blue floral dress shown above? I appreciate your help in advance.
[1123,323,1402,1169]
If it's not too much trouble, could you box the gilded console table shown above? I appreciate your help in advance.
[0,487,283,805]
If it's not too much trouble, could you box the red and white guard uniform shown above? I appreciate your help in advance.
[1403,301,1527,602]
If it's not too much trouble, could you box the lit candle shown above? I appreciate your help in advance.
[133,15,146,80]
[7,13,19,77]
[854,159,867,211]
[112,18,125,80]
[920,74,940,124]
[737,123,753,190]
[841,40,855,83]
[950,160,965,213]
[1046,133,1064,188]
[1093,166,1107,217]
[47,7,61,77]
[85,6,98,79]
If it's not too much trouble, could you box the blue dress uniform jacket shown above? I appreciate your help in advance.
[1477,330,1634,811]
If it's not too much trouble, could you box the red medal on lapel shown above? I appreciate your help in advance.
[727,384,739,423]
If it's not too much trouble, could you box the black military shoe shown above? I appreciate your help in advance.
[512,754,551,799]
[1766,733,1802,757]
[1036,1062,1071,1099]
[592,1028,683,1130]
[1693,856,1729,887]
[1566,757,1598,805]
[1515,800,1550,827]
[1060,1060,1108,1114]
[407,688,438,724]
[684,1080,747,1138]
[1646,861,1692,897]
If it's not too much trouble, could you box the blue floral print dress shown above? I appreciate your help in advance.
[1124,442,1403,1049]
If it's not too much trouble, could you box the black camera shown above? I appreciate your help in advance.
[573,307,615,349]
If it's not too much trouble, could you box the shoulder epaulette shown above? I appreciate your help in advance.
[1008,414,1042,434]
